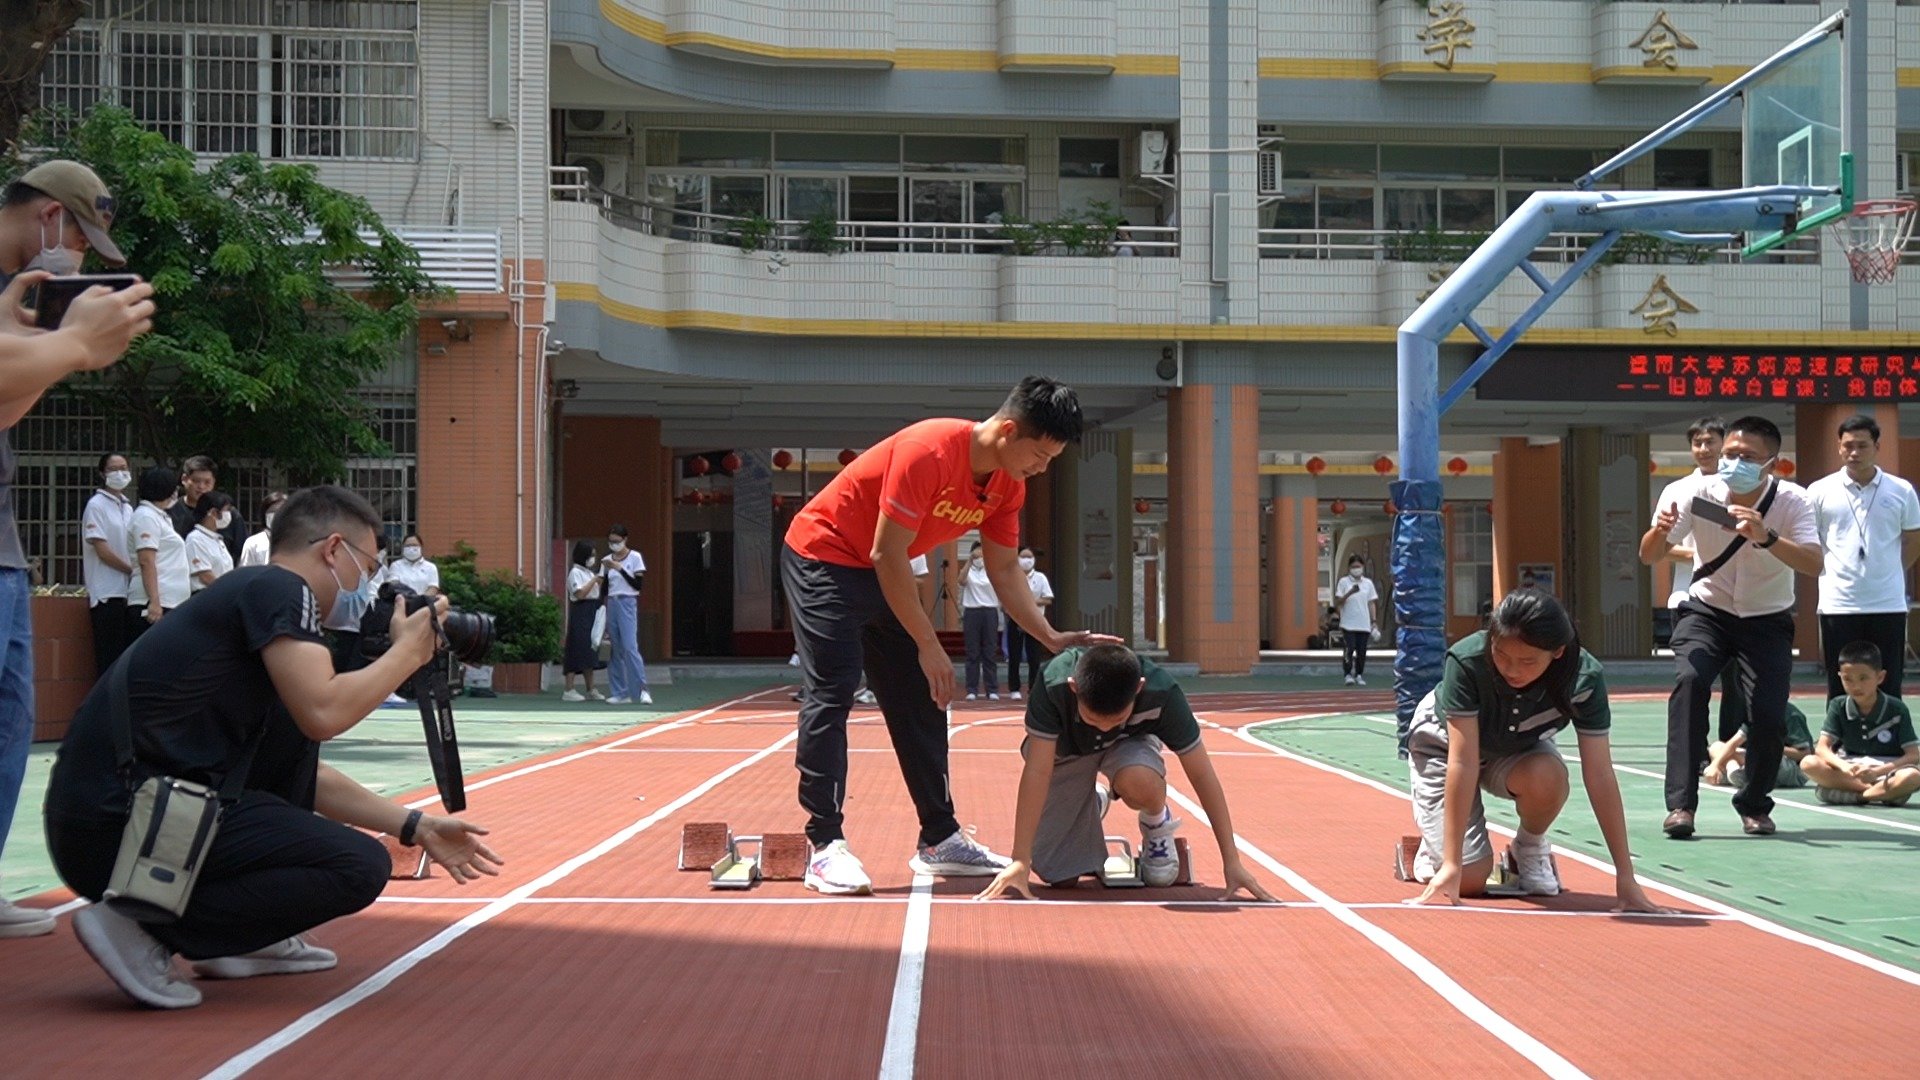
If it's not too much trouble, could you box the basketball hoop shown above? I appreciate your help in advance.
[1829,198,1916,285]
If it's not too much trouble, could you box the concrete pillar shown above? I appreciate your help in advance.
[1166,381,1260,673]
[1491,437,1564,603]
[1267,476,1321,650]
[1565,428,1652,658]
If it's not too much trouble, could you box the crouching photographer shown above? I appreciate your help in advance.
[42,486,504,1010]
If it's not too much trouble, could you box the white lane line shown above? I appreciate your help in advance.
[1161,785,1589,1080]
[876,871,935,1080]
[203,728,800,1079]
[601,747,1028,755]
[946,714,1020,738]
[400,693,788,810]
[1229,720,1920,989]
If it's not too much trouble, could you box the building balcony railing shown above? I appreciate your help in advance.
[317,227,505,292]
[1256,228,1826,266]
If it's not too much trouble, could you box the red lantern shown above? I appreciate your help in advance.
[1305,456,1327,476]
[1776,458,1796,478]
[1648,458,1658,474]
[1373,455,1393,475]
[1446,456,1469,476]
[838,448,858,467]
[688,456,710,477]
[1134,499,1150,515]
[772,449,794,470]
[721,452,742,474]
[772,494,786,510]
[1384,499,1398,515]
[1329,499,1346,516]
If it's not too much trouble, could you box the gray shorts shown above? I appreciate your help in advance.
[1027,735,1167,884]
[1407,693,1562,867]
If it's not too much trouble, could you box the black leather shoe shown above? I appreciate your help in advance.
[1740,813,1776,836]
[1663,809,1695,839]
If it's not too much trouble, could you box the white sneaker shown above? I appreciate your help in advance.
[0,896,56,939]
[805,840,874,895]
[1817,786,1866,806]
[639,691,654,705]
[1344,674,1356,686]
[192,935,337,980]
[1094,783,1113,820]
[1724,763,1748,789]
[560,690,585,702]
[72,905,202,1009]
[1509,842,1560,896]
[1010,691,1022,701]
[854,688,877,706]
[966,693,978,701]
[910,829,1012,876]
[1411,839,1441,884]
[988,692,1000,701]
[606,696,631,705]
[1139,810,1183,887]
[1355,675,1367,686]
[588,689,607,701]
[788,653,801,667]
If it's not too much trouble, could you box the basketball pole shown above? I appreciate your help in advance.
[1847,2,1867,332]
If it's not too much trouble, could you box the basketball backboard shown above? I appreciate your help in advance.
[1742,25,1850,257]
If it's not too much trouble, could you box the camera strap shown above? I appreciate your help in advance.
[1692,480,1778,585]
[109,641,263,803]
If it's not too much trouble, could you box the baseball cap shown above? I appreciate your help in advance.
[15,160,126,266]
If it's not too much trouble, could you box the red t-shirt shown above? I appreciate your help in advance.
[785,418,1026,568]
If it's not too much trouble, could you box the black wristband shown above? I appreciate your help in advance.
[1758,529,1780,549]
[399,808,424,847]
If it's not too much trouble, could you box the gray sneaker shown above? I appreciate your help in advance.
[909,829,1011,876]
[0,896,56,939]
[72,905,202,1009]
[192,935,338,980]
[1817,786,1866,806]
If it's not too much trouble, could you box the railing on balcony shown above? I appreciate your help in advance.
[315,226,504,292]
[1255,227,1827,266]
[551,169,1178,257]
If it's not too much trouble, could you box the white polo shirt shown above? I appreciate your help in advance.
[1334,573,1379,633]
[1807,466,1920,615]
[386,556,440,596]
[1666,477,1817,618]
[961,561,998,609]
[128,502,192,610]
[80,489,132,605]
[1652,470,1712,608]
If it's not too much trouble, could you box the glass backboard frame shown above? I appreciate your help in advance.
[1741,26,1851,258]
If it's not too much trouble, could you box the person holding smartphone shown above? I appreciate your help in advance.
[0,160,154,941]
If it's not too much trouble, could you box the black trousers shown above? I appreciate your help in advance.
[1666,600,1794,817]
[87,598,130,682]
[45,793,389,961]
[1005,621,1047,693]
[1820,611,1907,700]
[781,545,959,849]
[1342,629,1372,677]
[962,606,1000,695]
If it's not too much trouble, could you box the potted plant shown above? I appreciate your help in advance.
[436,543,563,694]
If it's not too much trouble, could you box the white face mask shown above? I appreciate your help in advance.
[216,511,233,531]
[609,540,626,554]
[1019,557,1035,572]
[104,469,131,491]
[1349,567,1364,578]
[970,555,983,567]
[26,209,83,276]
[403,545,423,562]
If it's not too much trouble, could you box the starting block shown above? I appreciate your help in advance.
[679,821,733,871]
[760,833,810,881]
[381,834,431,881]
[1391,834,1538,897]
[1392,835,1422,883]
[710,835,762,890]
[1099,836,1143,887]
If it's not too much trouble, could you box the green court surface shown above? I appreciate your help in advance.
[1253,698,1920,973]
[0,680,780,903]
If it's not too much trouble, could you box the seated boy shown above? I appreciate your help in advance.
[1704,702,1811,789]
[975,644,1275,902]
[1801,641,1920,807]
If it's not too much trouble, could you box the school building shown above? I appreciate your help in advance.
[17,0,1920,673]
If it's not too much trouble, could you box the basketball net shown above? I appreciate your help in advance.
[1829,198,1917,285]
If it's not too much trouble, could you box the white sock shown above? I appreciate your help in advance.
[1140,806,1171,827]
[1512,828,1548,853]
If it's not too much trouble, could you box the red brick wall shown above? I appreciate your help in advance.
[32,596,94,741]
[558,415,674,657]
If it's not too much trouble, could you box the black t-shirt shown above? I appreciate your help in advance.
[45,564,329,823]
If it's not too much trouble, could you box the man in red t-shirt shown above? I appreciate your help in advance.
[782,376,1119,895]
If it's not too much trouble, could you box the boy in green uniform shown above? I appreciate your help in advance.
[975,644,1275,902]
[1704,702,1812,790]
[1801,641,1920,806]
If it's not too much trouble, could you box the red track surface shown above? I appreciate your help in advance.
[4,687,1917,1079]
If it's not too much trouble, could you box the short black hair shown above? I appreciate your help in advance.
[96,451,126,474]
[1685,416,1726,442]
[1347,554,1365,567]
[1837,414,1881,444]
[271,485,382,553]
[609,523,630,538]
[1073,644,1142,716]
[195,490,233,523]
[998,376,1084,444]
[1837,640,1883,672]
[1,181,49,209]
[181,454,217,477]
[136,466,177,503]
[1724,415,1782,456]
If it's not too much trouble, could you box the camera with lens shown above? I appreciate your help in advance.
[356,582,494,813]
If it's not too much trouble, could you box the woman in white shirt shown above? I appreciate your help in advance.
[127,465,192,637]
[238,490,286,568]
[385,532,441,597]
[80,452,135,674]
[1003,546,1054,701]
[600,523,651,705]
[184,491,236,592]
[562,540,605,702]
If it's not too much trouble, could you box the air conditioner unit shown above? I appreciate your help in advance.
[1138,130,1170,177]
[1257,149,1282,196]
[564,109,628,138]
[566,152,627,195]
[1900,151,1914,195]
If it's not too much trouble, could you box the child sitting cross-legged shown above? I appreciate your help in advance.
[1801,641,1920,807]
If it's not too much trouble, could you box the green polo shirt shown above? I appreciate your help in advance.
[1435,631,1611,757]
[1025,648,1203,760]
[1821,693,1920,758]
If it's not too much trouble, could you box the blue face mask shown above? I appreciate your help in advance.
[1718,454,1771,495]
[326,545,377,630]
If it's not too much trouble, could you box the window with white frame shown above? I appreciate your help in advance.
[39,1,418,161]
[1450,504,1494,619]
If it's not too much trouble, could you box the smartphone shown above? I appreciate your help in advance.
[32,274,140,330]
[1690,494,1739,530]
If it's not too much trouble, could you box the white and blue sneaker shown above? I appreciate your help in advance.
[804,840,873,896]
[1139,809,1182,887]
[909,829,1011,877]
[1509,840,1560,896]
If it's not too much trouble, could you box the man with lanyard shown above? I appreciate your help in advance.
[1806,414,1920,700]
[781,376,1119,895]
[1643,415,1823,839]
[0,161,155,939]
